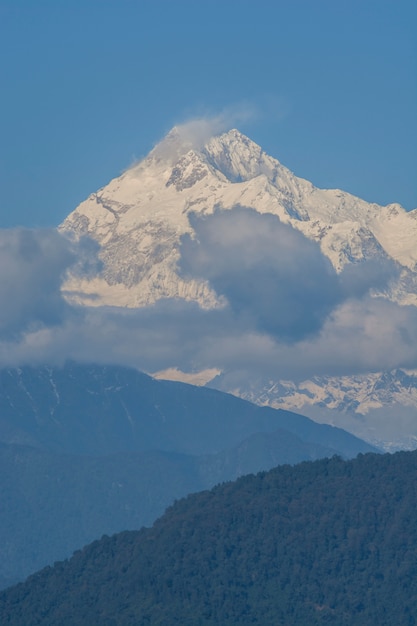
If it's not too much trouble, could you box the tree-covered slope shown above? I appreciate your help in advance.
[2,451,416,626]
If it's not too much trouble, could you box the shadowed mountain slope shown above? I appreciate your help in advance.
[0,362,375,458]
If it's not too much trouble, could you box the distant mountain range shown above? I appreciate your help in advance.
[2,449,415,625]
[0,361,376,589]
[211,368,417,452]
[59,127,417,450]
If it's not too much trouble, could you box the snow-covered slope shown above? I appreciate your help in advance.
[210,368,417,452]
[60,127,417,450]
[61,128,417,307]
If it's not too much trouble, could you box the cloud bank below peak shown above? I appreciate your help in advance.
[180,207,341,342]
[0,208,415,389]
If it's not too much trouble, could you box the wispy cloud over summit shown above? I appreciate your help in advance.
[149,103,259,162]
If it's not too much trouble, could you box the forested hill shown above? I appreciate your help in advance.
[1,451,417,625]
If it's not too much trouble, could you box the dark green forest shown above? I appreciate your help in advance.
[1,450,416,625]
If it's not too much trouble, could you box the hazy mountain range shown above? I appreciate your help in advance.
[0,362,376,589]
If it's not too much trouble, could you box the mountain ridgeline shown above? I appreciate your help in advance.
[0,362,376,589]
[0,362,375,457]
[1,450,416,625]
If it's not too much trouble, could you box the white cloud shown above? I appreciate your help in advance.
[180,207,341,341]
[173,104,257,149]
[0,229,75,337]
[148,104,258,164]
[0,211,414,389]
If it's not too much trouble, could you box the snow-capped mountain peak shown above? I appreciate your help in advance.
[203,129,272,182]
[61,126,416,307]
[59,126,417,450]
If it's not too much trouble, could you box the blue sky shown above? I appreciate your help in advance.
[0,0,416,228]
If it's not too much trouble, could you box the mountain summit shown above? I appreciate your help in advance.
[61,127,417,308]
[60,127,417,449]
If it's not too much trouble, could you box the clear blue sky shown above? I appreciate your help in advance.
[1,0,416,228]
